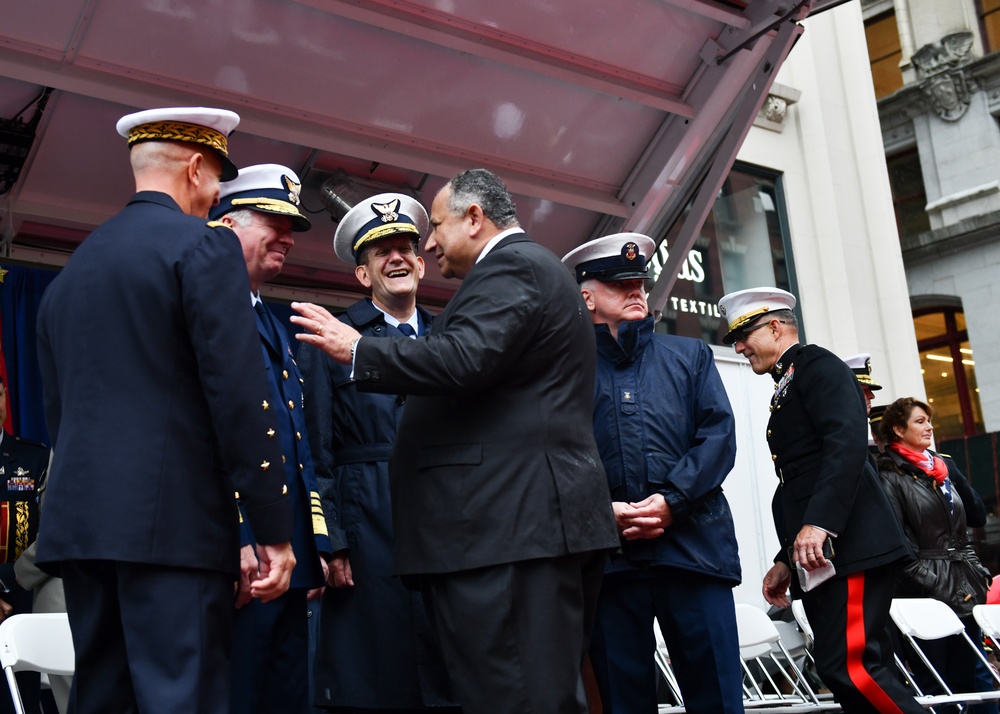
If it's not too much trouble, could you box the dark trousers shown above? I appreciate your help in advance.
[232,587,310,714]
[588,569,743,714]
[803,566,924,714]
[421,551,606,714]
[62,560,233,714]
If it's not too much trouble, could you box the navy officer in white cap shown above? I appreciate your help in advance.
[35,108,295,714]
[719,287,921,714]
[297,193,460,713]
[843,353,882,414]
[211,164,333,714]
[563,234,743,714]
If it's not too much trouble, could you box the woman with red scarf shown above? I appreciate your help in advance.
[878,396,994,708]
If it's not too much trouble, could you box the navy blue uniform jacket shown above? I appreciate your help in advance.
[239,301,330,588]
[592,317,740,583]
[35,192,292,575]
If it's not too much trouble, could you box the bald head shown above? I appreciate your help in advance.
[129,141,224,218]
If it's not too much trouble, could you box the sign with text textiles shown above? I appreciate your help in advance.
[649,164,796,346]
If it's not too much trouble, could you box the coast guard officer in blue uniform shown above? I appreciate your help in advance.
[212,164,332,714]
[36,107,295,714]
[563,234,743,714]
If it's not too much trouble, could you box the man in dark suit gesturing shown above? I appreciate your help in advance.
[291,168,619,714]
[36,107,295,714]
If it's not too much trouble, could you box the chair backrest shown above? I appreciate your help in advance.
[734,603,820,706]
[973,603,1000,641]
[791,600,814,643]
[735,603,781,651]
[0,613,75,676]
[890,598,966,640]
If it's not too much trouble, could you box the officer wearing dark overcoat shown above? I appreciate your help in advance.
[298,193,457,712]
[211,164,333,714]
[719,287,923,714]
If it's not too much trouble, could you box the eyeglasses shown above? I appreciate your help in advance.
[732,320,786,346]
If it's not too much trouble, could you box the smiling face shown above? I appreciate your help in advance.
[227,211,295,292]
[581,278,649,338]
[733,318,785,375]
[425,187,478,279]
[356,234,425,308]
[896,405,934,451]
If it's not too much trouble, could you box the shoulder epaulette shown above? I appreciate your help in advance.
[207,220,228,229]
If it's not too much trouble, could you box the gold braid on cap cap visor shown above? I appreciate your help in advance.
[231,197,303,216]
[855,374,882,388]
[727,306,771,332]
[128,121,230,157]
[353,222,420,253]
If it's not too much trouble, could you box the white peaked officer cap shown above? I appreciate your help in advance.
[561,233,656,283]
[333,193,429,265]
[212,164,311,232]
[843,353,882,390]
[718,287,796,344]
[116,106,241,181]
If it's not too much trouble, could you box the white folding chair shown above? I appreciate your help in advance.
[973,603,1000,650]
[890,597,1000,710]
[0,613,75,714]
[653,619,686,714]
[735,603,842,711]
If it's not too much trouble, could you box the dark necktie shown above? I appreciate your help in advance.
[397,323,416,338]
[254,301,281,348]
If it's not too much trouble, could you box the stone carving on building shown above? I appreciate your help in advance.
[912,32,975,121]
[754,81,800,133]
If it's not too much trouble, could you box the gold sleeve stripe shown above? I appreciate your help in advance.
[14,501,29,559]
[310,492,329,536]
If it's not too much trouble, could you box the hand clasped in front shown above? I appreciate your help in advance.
[290,301,361,364]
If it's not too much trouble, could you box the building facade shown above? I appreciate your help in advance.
[865,0,1000,445]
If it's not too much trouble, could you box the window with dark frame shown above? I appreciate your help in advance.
[649,163,797,346]
[886,149,931,240]
[912,307,985,440]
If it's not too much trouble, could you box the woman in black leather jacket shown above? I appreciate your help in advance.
[878,396,994,707]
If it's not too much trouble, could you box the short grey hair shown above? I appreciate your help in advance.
[220,208,255,227]
[445,169,519,229]
[771,309,798,329]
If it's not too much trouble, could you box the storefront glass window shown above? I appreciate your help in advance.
[650,164,795,345]
[914,307,984,440]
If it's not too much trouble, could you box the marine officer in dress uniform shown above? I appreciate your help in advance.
[718,287,923,714]
[0,375,47,714]
[298,192,458,713]
[211,164,333,714]
[35,107,295,714]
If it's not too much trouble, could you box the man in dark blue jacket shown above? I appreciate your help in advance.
[563,234,743,714]
[36,107,295,714]
[211,164,333,714]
